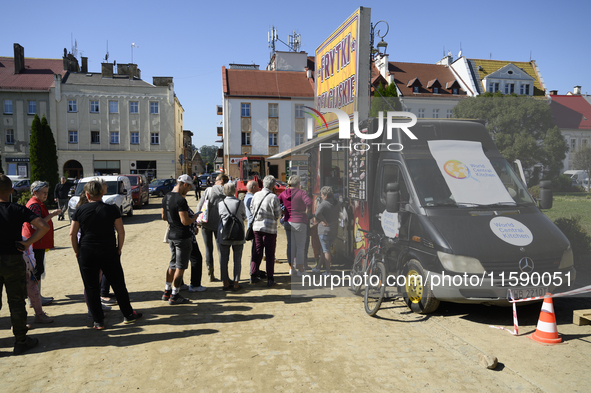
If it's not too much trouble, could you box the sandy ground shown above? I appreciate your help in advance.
[1,193,591,392]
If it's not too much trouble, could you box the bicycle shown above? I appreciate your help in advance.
[350,229,387,316]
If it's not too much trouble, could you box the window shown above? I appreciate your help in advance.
[269,132,278,146]
[28,101,36,114]
[241,132,251,145]
[505,83,515,94]
[110,131,119,144]
[68,100,77,112]
[452,88,459,95]
[131,132,139,144]
[150,132,159,144]
[150,102,159,114]
[90,101,99,113]
[432,109,439,118]
[130,101,139,113]
[446,109,453,118]
[109,101,119,113]
[295,104,304,118]
[91,131,100,144]
[241,103,251,117]
[571,139,577,153]
[69,131,78,143]
[488,82,499,93]
[418,108,425,118]
[433,87,439,94]
[380,164,409,206]
[295,133,305,146]
[520,84,530,95]
[4,100,13,114]
[268,103,278,118]
[5,129,15,144]
[413,86,419,93]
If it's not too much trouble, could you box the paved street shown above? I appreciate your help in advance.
[1,195,590,392]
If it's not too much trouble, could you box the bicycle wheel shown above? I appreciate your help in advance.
[364,261,386,316]
[350,249,366,295]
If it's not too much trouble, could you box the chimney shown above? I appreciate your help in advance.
[153,77,173,87]
[101,63,114,78]
[13,43,25,74]
[128,63,138,79]
[574,86,582,95]
[81,57,88,73]
[549,90,558,96]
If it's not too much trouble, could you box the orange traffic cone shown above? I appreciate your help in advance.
[531,294,562,344]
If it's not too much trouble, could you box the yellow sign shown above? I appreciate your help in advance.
[314,8,370,133]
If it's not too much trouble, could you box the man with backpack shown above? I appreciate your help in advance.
[217,182,246,291]
[196,174,228,282]
[161,175,197,305]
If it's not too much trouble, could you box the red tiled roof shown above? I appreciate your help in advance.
[550,95,591,130]
[389,62,467,97]
[223,67,314,98]
[0,57,65,91]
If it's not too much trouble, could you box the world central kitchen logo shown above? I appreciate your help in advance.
[304,107,418,151]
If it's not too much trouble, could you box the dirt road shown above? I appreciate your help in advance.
[1,195,590,392]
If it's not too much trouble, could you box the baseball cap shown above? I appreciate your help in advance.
[177,174,195,189]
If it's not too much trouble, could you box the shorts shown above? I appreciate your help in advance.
[168,238,192,270]
[318,233,336,254]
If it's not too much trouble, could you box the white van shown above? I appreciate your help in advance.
[68,175,133,220]
[564,170,588,187]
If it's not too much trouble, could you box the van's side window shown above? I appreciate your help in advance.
[380,164,409,205]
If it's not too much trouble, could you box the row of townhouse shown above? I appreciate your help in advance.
[217,49,550,182]
[1,43,186,181]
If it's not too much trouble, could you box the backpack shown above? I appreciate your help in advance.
[221,199,244,241]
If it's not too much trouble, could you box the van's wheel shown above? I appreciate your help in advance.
[401,259,440,314]
[144,196,149,206]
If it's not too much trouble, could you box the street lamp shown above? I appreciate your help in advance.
[370,20,389,59]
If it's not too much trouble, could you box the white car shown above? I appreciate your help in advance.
[68,175,134,220]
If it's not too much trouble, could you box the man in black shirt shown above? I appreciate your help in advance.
[54,177,70,221]
[161,175,198,305]
[0,174,50,354]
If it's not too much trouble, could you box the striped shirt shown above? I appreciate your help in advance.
[250,188,281,234]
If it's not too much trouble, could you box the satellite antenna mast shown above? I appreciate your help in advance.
[288,30,301,52]
[268,26,278,58]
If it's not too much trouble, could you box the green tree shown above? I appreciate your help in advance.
[453,94,568,184]
[30,114,60,198]
[574,146,591,190]
[369,81,401,117]
[199,145,218,172]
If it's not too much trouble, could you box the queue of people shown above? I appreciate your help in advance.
[0,170,337,355]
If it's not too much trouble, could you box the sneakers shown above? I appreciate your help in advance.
[101,297,117,306]
[188,285,207,292]
[93,321,105,330]
[41,296,53,306]
[14,336,39,355]
[34,312,54,324]
[297,270,308,277]
[102,304,112,312]
[162,289,172,301]
[123,311,143,324]
[250,275,262,284]
[179,284,190,291]
[312,268,320,273]
[322,271,331,276]
[289,268,293,275]
[256,270,267,278]
[267,279,276,287]
[169,294,190,305]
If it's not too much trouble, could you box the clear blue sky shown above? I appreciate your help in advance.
[3,0,589,147]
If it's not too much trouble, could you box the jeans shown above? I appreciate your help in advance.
[190,241,203,287]
[77,247,134,323]
[251,231,277,280]
[201,227,218,275]
[218,244,243,283]
[290,222,308,268]
[57,198,69,219]
[0,254,28,341]
[32,249,45,282]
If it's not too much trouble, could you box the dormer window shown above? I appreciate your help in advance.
[413,86,419,93]
[427,78,442,94]
[407,77,423,94]
[433,87,439,94]
[452,88,458,95]
[446,80,461,95]
[520,84,530,95]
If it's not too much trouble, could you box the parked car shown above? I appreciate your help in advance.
[123,174,149,208]
[68,175,134,220]
[13,178,30,194]
[199,174,210,189]
[149,178,176,197]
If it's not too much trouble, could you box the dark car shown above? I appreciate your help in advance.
[13,178,30,195]
[149,178,176,197]
[124,174,149,207]
[199,174,210,189]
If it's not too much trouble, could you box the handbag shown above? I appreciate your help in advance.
[196,189,210,224]
[246,192,271,241]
